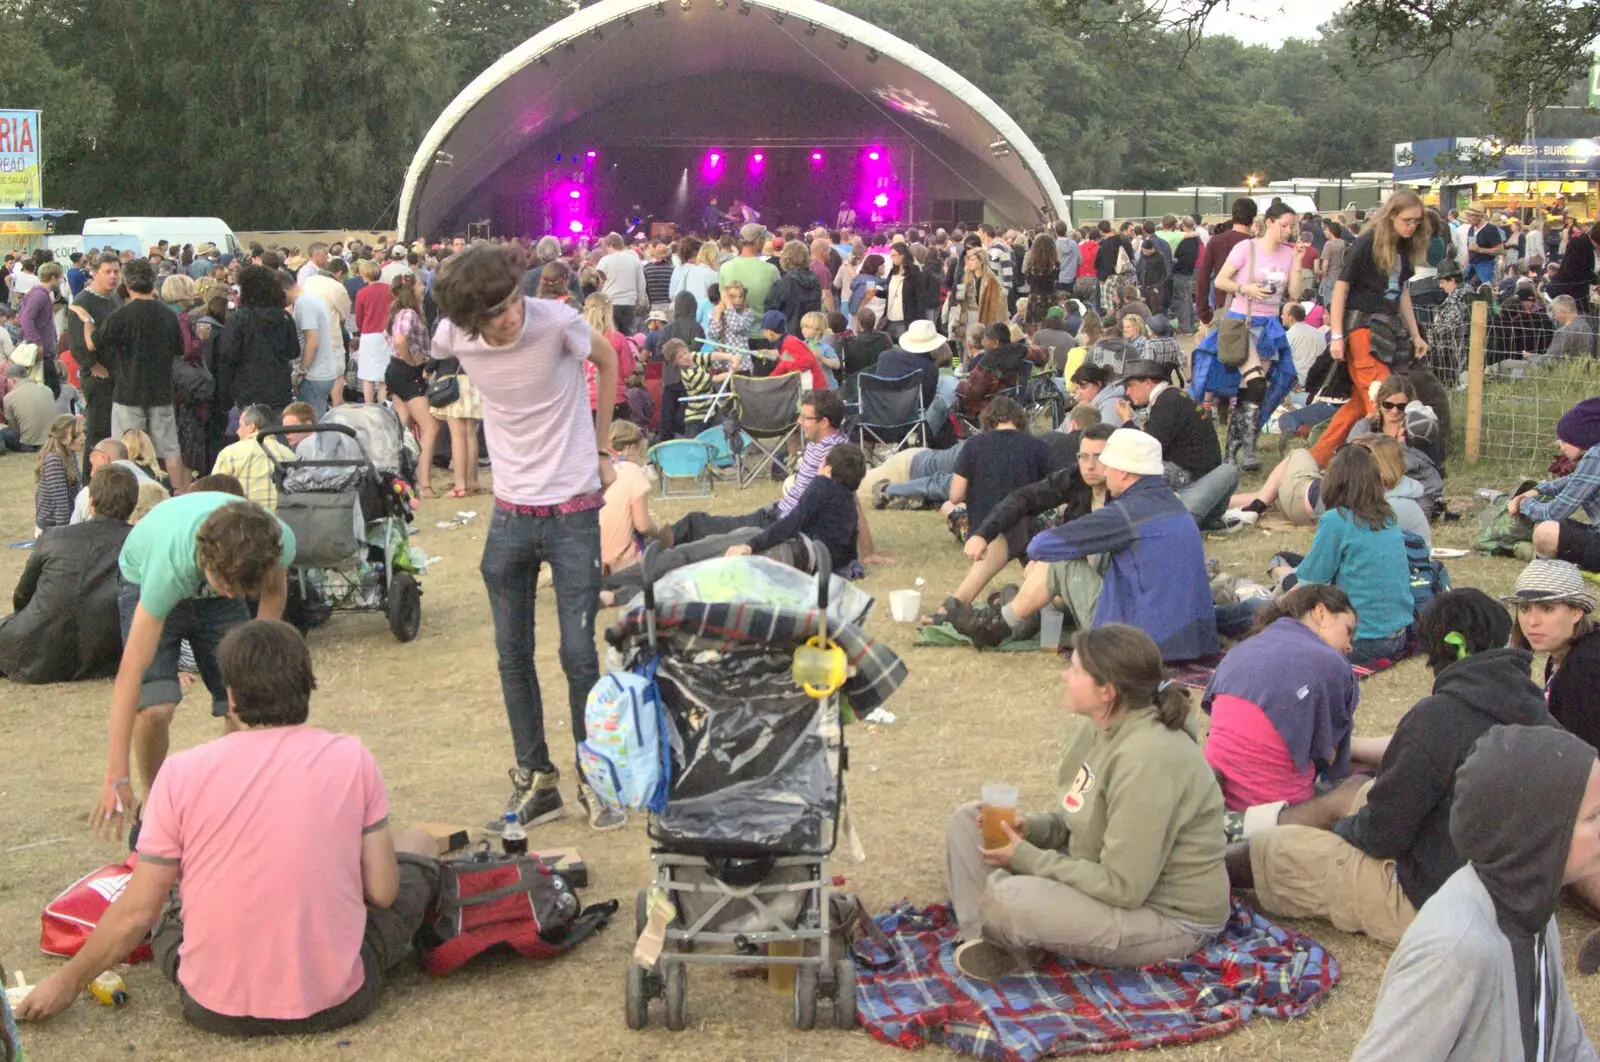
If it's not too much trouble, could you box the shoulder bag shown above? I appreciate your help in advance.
[1216,240,1256,369]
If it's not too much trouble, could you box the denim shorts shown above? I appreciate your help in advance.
[117,577,250,716]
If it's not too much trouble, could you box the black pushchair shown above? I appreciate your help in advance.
[608,546,906,1032]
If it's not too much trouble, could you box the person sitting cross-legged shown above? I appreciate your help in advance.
[1352,724,1599,1060]
[0,464,139,683]
[1115,358,1240,529]
[955,428,1218,662]
[16,620,443,1036]
[1514,397,1600,573]
[1227,589,1557,946]
[943,394,1052,549]
[944,624,1229,981]
[933,423,1113,628]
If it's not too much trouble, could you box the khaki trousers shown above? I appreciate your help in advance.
[1248,780,1416,946]
[945,802,1211,967]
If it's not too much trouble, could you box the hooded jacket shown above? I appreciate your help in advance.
[0,516,131,683]
[1332,649,1557,908]
[764,266,822,337]
[1353,725,1597,1062]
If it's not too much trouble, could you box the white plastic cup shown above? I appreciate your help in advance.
[889,589,922,623]
[981,783,1019,809]
[1038,606,1065,648]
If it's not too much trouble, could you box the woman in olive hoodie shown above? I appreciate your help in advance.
[945,624,1230,981]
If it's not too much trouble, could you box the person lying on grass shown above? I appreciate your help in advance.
[1352,724,1599,1061]
[601,443,866,604]
[19,620,442,1036]
[929,422,1112,628]
[945,624,1229,981]
[950,428,1217,663]
[1227,590,1557,946]
[91,490,297,844]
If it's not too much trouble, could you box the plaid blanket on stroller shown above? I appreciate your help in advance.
[855,900,1339,1061]
[613,600,907,713]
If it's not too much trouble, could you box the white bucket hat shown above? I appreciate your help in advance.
[898,319,946,354]
[1099,428,1164,477]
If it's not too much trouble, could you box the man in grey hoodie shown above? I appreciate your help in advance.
[1352,724,1600,1061]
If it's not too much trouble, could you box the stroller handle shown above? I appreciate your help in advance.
[634,539,830,638]
[257,423,360,441]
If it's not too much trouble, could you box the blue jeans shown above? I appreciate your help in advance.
[1175,463,1239,525]
[1349,630,1409,667]
[886,444,964,503]
[926,374,960,433]
[297,377,335,418]
[479,506,602,774]
[117,577,250,715]
[1214,598,1267,638]
[1278,401,1338,436]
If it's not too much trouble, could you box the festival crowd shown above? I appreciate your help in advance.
[3,194,1600,1062]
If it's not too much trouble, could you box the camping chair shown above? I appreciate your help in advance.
[725,371,804,488]
[1020,366,1066,433]
[695,424,744,472]
[648,439,715,498]
[853,371,927,459]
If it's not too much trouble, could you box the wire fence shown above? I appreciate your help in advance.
[1435,290,1600,481]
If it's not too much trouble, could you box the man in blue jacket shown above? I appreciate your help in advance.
[959,428,1218,661]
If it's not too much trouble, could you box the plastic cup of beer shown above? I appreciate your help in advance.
[980,783,1020,849]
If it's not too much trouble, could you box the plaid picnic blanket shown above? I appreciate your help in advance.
[1169,644,1412,693]
[612,600,907,712]
[855,900,1339,1061]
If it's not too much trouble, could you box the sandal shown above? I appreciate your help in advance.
[419,485,440,500]
[448,487,470,499]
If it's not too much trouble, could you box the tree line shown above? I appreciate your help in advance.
[0,0,1587,232]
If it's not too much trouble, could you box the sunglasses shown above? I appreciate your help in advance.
[1382,400,1409,411]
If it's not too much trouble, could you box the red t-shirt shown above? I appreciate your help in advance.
[1077,240,1099,278]
[138,727,389,1020]
[353,281,393,336]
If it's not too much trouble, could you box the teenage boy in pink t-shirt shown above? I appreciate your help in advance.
[16,621,441,1034]
[431,245,623,835]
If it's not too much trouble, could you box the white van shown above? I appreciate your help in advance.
[80,216,242,258]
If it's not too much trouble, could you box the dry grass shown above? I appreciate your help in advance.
[1,446,1595,1062]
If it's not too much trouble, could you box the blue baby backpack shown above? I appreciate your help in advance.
[577,657,671,813]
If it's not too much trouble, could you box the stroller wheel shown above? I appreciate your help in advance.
[386,571,422,642]
[793,962,818,1031]
[625,962,649,1030]
[663,961,688,1032]
[833,957,858,1029]
[634,887,650,938]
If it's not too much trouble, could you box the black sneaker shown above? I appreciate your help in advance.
[485,767,564,832]
[872,479,891,510]
[576,783,628,832]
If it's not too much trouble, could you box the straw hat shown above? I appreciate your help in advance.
[898,319,947,354]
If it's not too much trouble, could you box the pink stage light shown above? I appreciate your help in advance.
[585,150,597,158]
[868,151,881,161]
[569,220,585,233]
[873,193,889,208]
[752,153,764,162]
[811,151,823,162]
[569,189,582,200]
[710,152,721,163]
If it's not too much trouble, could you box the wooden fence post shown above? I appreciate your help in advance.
[1465,299,1488,464]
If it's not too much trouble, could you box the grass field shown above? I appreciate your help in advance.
[1,438,1596,1062]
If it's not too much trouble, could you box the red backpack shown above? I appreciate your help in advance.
[421,851,616,976]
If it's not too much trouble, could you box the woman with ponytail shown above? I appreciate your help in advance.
[1202,585,1360,817]
[944,624,1229,982]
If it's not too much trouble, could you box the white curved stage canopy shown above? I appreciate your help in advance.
[399,0,1069,240]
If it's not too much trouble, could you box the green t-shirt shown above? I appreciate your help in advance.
[119,491,297,619]
[718,256,780,320]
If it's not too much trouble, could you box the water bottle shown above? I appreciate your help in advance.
[501,813,527,856]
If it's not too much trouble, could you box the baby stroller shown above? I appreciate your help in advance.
[603,546,906,1032]
[259,404,423,642]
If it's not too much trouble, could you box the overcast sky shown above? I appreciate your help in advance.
[1202,0,1349,46]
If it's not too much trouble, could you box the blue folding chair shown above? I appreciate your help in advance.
[694,425,744,471]
[648,440,715,498]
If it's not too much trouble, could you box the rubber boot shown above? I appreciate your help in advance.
[1223,402,1246,466]
[1236,402,1261,471]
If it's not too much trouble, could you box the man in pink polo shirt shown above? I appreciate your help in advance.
[431,244,622,834]
[17,621,441,1034]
